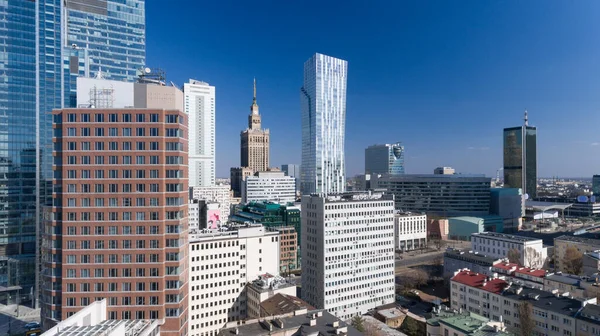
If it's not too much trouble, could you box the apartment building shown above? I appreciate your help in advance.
[394,212,427,251]
[443,249,502,279]
[271,226,298,273]
[188,225,280,336]
[554,235,600,272]
[491,262,545,290]
[450,269,596,336]
[471,232,547,268]
[301,192,396,320]
[42,108,189,335]
[189,184,231,223]
[242,171,296,204]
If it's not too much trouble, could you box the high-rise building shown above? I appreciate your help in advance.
[0,0,145,304]
[281,164,300,192]
[242,171,296,204]
[365,143,405,175]
[593,175,600,195]
[300,53,348,194]
[301,192,395,320]
[185,79,216,187]
[241,79,270,172]
[42,105,188,333]
[230,167,254,198]
[434,167,455,175]
[503,111,537,198]
[188,225,280,336]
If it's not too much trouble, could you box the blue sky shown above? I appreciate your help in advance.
[146,1,600,178]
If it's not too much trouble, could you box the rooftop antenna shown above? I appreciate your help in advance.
[524,109,529,126]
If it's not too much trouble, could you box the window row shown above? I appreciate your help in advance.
[64,112,183,124]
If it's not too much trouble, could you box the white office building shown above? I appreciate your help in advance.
[185,79,216,187]
[188,225,280,336]
[301,192,396,320]
[394,212,427,251]
[242,171,296,204]
[300,53,347,194]
[189,184,231,223]
[471,232,547,268]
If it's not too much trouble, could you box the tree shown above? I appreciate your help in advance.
[518,302,535,336]
[351,315,365,332]
[507,248,521,265]
[524,247,542,268]
[562,246,584,275]
[429,236,446,251]
[400,317,422,336]
[413,269,429,288]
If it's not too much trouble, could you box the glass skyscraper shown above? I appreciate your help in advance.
[503,111,537,199]
[300,53,347,194]
[365,143,405,175]
[0,0,145,309]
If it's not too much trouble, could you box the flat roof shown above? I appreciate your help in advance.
[525,200,572,211]
[501,286,584,316]
[577,304,600,326]
[259,294,315,316]
[53,320,157,336]
[444,249,502,265]
[472,232,541,242]
[556,234,600,245]
[545,273,583,286]
[376,307,405,320]
[438,312,488,334]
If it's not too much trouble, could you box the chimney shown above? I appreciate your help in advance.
[235,328,239,335]
[333,321,340,328]
[310,318,317,326]
[317,311,323,317]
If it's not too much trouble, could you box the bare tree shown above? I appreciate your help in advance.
[507,248,521,265]
[562,246,584,275]
[518,302,534,336]
[413,269,429,288]
[524,247,542,268]
[364,320,385,336]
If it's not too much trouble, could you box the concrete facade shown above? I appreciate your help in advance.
[189,185,231,224]
[242,171,296,204]
[471,232,546,268]
[394,213,427,251]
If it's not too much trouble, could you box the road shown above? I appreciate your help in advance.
[395,251,444,269]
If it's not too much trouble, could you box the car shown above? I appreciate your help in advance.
[24,322,40,330]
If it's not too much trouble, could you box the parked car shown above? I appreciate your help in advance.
[24,322,40,330]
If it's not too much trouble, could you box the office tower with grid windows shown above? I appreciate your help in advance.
[41,107,189,335]
[503,111,537,199]
[300,192,396,320]
[300,53,347,195]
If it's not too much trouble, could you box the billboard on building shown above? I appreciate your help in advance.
[206,209,221,229]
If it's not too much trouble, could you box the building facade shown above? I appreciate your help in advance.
[185,79,216,187]
[300,53,347,194]
[471,232,546,268]
[503,111,537,198]
[593,175,600,196]
[189,184,231,224]
[301,192,395,320]
[188,225,280,336]
[42,107,189,335]
[443,249,502,279]
[242,171,296,204]
[371,174,492,216]
[490,188,525,233]
[230,167,254,198]
[365,143,405,175]
[434,167,455,175]
[241,79,269,172]
[273,226,298,274]
[394,213,427,251]
[554,235,600,272]
[281,164,300,192]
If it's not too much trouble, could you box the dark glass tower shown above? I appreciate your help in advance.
[503,111,537,199]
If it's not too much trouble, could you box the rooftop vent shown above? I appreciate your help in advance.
[309,318,317,327]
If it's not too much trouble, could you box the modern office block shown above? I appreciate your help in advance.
[241,79,270,172]
[281,164,300,192]
[372,174,492,216]
[490,187,525,232]
[593,175,600,196]
[394,213,427,251]
[188,225,280,336]
[242,171,296,204]
[42,107,189,335]
[300,53,347,194]
[185,80,216,187]
[365,143,405,175]
[301,192,395,320]
[503,111,537,198]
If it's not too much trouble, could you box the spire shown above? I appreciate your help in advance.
[252,78,257,106]
[250,78,259,115]
[524,109,529,126]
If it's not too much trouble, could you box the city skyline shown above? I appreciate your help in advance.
[145,1,600,178]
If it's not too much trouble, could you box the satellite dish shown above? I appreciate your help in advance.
[144,67,151,73]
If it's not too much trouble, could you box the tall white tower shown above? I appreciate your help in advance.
[184,79,216,187]
[301,53,348,194]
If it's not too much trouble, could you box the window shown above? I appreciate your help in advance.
[136,114,145,122]
[81,113,90,122]
[67,113,77,122]
[150,142,159,150]
[123,142,131,150]
[150,156,159,164]
[109,128,118,136]
[136,156,145,164]
[123,156,131,165]
[95,142,104,151]
[95,128,104,136]
[109,142,118,150]
[123,114,131,122]
[136,142,145,150]
[67,127,76,136]
[81,141,90,150]
[109,155,118,164]
[68,142,77,150]
[109,113,118,122]
[95,114,104,122]
[150,128,158,136]
[136,128,145,136]
[150,113,159,122]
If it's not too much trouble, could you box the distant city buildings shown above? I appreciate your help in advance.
[43,106,189,334]
[394,212,427,251]
[241,79,270,172]
[301,192,395,320]
[593,175,600,195]
[370,173,492,216]
[230,167,254,198]
[281,164,301,192]
[188,225,281,336]
[365,143,405,175]
[503,111,537,198]
[301,53,348,194]
[434,167,455,175]
[185,79,216,187]
[490,188,525,233]
[242,171,296,204]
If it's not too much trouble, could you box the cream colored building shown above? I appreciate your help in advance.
[246,274,297,318]
[241,79,270,173]
[554,235,600,272]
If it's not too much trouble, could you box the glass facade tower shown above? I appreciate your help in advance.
[0,0,145,308]
[300,53,347,194]
[365,143,405,175]
[503,112,537,199]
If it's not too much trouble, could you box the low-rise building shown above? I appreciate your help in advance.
[258,293,314,317]
[41,299,161,336]
[575,303,600,336]
[217,309,363,336]
[554,235,600,272]
[584,251,600,276]
[471,232,547,268]
[543,273,600,300]
[491,262,545,290]
[427,218,449,240]
[394,212,427,251]
[188,225,281,336]
[427,310,512,336]
[374,307,406,328]
[448,215,504,240]
[443,249,502,279]
[246,274,297,318]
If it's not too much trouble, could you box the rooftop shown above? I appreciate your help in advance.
[514,267,547,278]
[577,304,600,326]
[50,320,159,336]
[525,200,572,211]
[189,224,278,242]
[306,191,394,203]
[259,294,315,316]
[438,312,489,334]
[472,232,541,242]
[545,273,587,286]
[556,234,600,245]
[248,274,295,294]
[501,286,587,316]
[451,270,508,294]
[217,309,362,336]
[444,248,503,265]
[376,307,405,320]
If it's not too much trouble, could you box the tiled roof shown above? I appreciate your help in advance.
[451,270,508,294]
